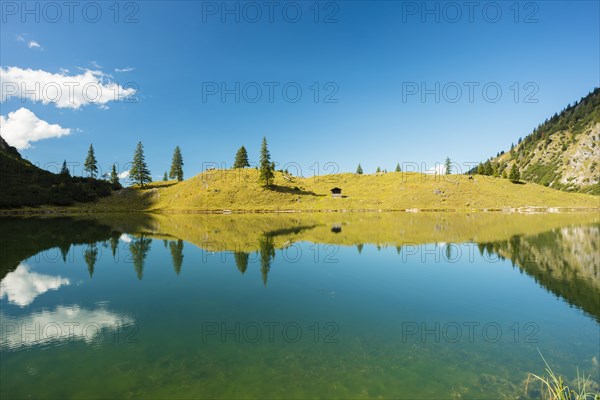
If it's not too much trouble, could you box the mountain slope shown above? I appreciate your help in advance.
[67,168,599,212]
[0,135,117,208]
[476,88,600,194]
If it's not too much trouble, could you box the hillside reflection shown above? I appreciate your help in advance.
[1,213,598,319]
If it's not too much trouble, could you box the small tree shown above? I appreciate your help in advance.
[444,157,451,175]
[376,166,381,173]
[110,164,119,186]
[356,164,363,175]
[169,146,184,181]
[130,141,152,187]
[233,146,250,168]
[509,163,521,183]
[84,144,98,178]
[60,160,70,176]
[476,163,484,175]
[163,172,168,181]
[395,163,401,172]
[483,160,493,176]
[259,137,274,187]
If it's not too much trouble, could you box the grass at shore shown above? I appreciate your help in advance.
[5,169,599,213]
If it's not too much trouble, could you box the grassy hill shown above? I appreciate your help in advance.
[474,88,600,194]
[0,135,117,208]
[65,168,599,212]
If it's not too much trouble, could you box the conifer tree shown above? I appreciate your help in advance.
[259,137,274,187]
[476,163,484,175]
[60,160,70,176]
[169,146,184,181]
[356,164,363,174]
[376,166,381,173]
[110,164,119,185]
[444,157,452,175]
[509,163,521,183]
[233,146,250,168]
[395,163,401,172]
[84,144,98,178]
[130,141,152,187]
[484,160,493,176]
[163,172,168,181]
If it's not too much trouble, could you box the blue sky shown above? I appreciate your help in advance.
[1,1,598,181]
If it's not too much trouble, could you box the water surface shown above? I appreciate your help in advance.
[1,213,598,399]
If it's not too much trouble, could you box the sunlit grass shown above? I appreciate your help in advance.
[527,351,599,400]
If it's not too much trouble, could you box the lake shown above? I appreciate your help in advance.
[1,212,598,399]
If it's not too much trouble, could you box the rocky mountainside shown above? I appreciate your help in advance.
[476,88,600,194]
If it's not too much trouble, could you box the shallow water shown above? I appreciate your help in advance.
[1,213,598,399]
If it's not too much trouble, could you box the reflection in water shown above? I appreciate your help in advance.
[481,224,600,321]
[258,236,275,286]
[169,240,184,275]
[0,264,70,307]
[0,304,134,350]
[129,234,152,280]
[84,243,99,278]
[0,213,598,398]
[234,252,249,274]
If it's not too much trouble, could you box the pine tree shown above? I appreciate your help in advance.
[169,146,184,181]
[233,146,250,168]
[356,164,363,174]
[395,163,401,172]
[509,163,521,183]
[60,160,70,176]
[483,160,493,176]
[84,144,98,178]
[444,157,451,175]
[376,166,381,173]
[163,172,168,181]
[259,137,274,187]
[476,163,484,175]
[130,141,152,187]
[110,164,119,185]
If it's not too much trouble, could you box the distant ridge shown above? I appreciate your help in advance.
[473,88,600,195]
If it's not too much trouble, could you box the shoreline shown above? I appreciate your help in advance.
[1,206,598,216]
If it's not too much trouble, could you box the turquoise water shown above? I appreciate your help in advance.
[0,216,598,398]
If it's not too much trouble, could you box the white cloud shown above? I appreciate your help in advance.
[115,67,134,73]
[89,60,102,69]
[0,107,71,149]
[0,305,135,350]
[118,170,130,179]
[0,66,136,109]
[28,41,41,49]
[119,233,132,243]
[0,264,70,307]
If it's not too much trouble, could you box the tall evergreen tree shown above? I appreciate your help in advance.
[169,146,184,181]
[130,142,152,187]
[233,146,250,168]
[163,172,168,181]
[395,163,401,172]
[60,160,70,176]
[84,144,98,178]
[110,164,119,186]
[483,160,493,176]
[476,163,484,175]
[259,137,274,187]
[356,164,363,174]
[509,163,521,182]
[444,157,452,175]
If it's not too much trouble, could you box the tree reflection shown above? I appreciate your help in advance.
[169,240,184,275]
[258,236,275,286]
[234,252,249,274]
[83,243,98,277]
[129,235,152,280]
